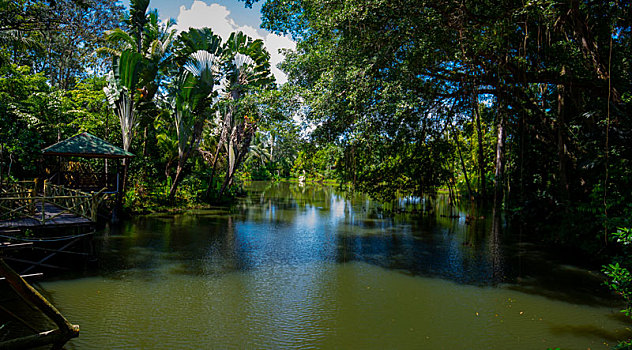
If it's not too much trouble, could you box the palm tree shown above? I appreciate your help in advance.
[103,50,145,150]
[102,9,176,102]
[100,0,175,192]
[247,133,272,167]
[0,29,42,68]
[103,49,145,198]
[167,29,222,200]
[214,32,275,198]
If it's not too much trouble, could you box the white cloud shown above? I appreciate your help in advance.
[175,0,296,85]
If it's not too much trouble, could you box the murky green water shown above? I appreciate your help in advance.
[41,182,631,349]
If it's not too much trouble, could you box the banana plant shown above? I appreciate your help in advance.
[101,9,176,104]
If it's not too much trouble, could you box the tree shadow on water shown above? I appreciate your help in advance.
[549,324,632,342]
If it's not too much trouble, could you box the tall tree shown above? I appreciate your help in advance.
[101,0,175,193]
[167,28,222,200]
[248,0,631,243]
[1,0,124,88]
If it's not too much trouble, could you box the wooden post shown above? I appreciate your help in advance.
[41,180,47,224]
[91,195,98,222]
[90,188,105,222]
[29,180,37,216]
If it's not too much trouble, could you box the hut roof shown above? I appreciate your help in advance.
[42,132,134,159]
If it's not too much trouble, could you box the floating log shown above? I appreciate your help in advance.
[0,259,79,349]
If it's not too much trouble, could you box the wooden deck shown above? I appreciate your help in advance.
[1,181,103,230]
[0,201,92,230]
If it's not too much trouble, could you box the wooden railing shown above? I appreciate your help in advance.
[0,180,105,225]
[0,180,39,221]
[0,180,38,194]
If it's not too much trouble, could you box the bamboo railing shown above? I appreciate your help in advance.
[0,180,105,225]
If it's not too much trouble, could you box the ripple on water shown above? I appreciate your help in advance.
[42,261,631,349]
[36,182,632,349]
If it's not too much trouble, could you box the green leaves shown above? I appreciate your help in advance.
[603,260,632,316]
[114,50,145,91]
[173,28,222,67]
[603,228,632,320]
[612,228,632,246]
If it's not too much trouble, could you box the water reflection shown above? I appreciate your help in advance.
[39,181,632,349]
[96,181,609,302]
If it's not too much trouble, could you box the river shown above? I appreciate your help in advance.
[40,181,631,349]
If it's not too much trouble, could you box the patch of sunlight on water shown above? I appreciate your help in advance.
[44,261,630,349]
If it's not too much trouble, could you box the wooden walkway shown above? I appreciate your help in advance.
[0,201,92,229]
[0,181,103,230]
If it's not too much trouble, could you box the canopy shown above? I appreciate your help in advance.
[42,132,134,159]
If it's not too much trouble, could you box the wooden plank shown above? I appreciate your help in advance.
[0,242,33,250]
[0,273,44,281]
[22,238,81,274]
[3,257,69,271]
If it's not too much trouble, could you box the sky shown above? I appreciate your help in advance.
[145,0,295,84]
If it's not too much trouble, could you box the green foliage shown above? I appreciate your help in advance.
[1,0,124,88]
[2,0,631,261]
[251,0,632,252]
[0,64,66,178]
[603,260,632,316]
[613,339,632,350]
[603,228,632,347]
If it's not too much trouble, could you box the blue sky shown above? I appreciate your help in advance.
[147,0,263,28]
[126,0,294,84]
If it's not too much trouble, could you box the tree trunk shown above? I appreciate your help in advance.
[474,93,486,201]
[494,99,506,211]
[453,128,473,201]
[557,83,569,203]
[142,126,148,156]
[206,112,231,199]
[168,161,184,201]
[218,124,256,199]
[205,139,223,198]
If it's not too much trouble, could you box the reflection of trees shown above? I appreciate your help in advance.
[98,182,513,285]
[488,205,505,282]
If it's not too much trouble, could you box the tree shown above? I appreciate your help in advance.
[167,40,220,200]
[101,0,175,194]
[248,0,631,246]
[196,31,274,199]
[1,0,124,89]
